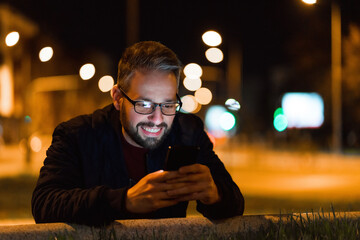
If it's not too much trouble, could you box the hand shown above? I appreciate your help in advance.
[125,170,188,213]
[166,164,221,205]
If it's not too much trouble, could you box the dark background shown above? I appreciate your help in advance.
[3,0,360,150]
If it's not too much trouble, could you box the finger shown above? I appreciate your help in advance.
[154,191,181,201]
[166,171,209,184]
[166,177,194,184]
[155,182,190,191]
[172,190,218,204]
[157,199,181,208]
[149,170,186,183]
[173,193,198,202]
[166,182,207,197]
[178,164,207,174]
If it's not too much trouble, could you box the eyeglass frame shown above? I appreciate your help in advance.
[119,87,183,116]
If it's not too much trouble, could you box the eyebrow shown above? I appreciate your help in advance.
[137,97,177,103]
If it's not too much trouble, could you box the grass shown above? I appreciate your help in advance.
[47,210,360,239]
[187,196,360,217]
[259,210,360,240]
[243,195,360,215]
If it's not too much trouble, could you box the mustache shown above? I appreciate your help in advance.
[136,122,168,128]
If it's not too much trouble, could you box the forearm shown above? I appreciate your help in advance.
[195,129,245,218]
[196,178,244,219]
[31,184,122,226]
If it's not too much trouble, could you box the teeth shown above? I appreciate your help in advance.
[143,127,160,133]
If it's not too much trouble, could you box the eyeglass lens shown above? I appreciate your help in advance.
[134,102,179,115]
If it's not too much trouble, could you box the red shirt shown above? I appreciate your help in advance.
[120,133,148,182]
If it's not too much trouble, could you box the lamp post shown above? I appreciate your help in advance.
[302,0,342,153]
[330,1,342,153]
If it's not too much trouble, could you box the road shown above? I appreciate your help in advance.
[1,136,360,224]
[216,144,360,201]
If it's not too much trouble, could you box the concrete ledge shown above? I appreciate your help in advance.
[0,212,359,240]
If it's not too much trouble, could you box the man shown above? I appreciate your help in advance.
[32,41,244,226]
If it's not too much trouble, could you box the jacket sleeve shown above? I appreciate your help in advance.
[191,117,245,219]
[31,120,128,226]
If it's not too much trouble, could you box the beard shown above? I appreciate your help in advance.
[120,106,172,150]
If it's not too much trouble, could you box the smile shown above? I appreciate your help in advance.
[142,127,161,133]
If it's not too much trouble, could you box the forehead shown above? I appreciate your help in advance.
[128,70,178,101]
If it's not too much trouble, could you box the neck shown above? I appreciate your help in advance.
[121,128,143,148]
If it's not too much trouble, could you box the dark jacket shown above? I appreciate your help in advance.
[32,104,244,226]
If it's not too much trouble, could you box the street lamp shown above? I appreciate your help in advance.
[302,0,342,153]
[302,0,316,4]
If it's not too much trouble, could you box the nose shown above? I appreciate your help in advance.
[147,105,164,125]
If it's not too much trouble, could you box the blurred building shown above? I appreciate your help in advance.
[0,5,38,143]
[0,4,114,145]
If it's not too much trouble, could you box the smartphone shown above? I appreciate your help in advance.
[164,145,200,171]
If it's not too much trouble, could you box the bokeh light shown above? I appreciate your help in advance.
[183,77,202,91]
[205,48,224,63]
[195,87,212,105]
[202,31,222,47]
[5,31,20,47]
[220,112,236,131]
[225,99,241,111]
[39,47,54,62]
[24,115,32,123]
[183,63,203,79]
[98,75,114,92]
[0,65,13,116]
[30,135,42,152]
[274,114,288,132]
[205,106,226,133]
[273,107,284,118]
[180,95,199,113]
[302,0,316,4]
[192,101,202,114]
[282,92,324,128]
[79,63,96,80]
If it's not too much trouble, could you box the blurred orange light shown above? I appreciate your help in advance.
[195,87,212,105]
[205,48,223,63]
[183,77,202,91]
[183,63,203,79]
[0,65,14,116]
[98,75,114,92]
[30,136,42,152]
[181,95,199,113]
[5,31,20,47]
[39,47,54,62]
[202,31,222,47]
[79,63,95,80]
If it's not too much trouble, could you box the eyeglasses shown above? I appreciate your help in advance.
[119,88,182,116]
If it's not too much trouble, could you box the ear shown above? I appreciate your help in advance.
[111,85,122,110]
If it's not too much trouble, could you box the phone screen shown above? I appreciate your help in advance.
[164,145,200,171]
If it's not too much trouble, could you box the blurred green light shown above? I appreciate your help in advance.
[24,115,32,123]
[274,114,288,132]
[274,107,284,118]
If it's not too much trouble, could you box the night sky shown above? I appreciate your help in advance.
[4,0,360,74]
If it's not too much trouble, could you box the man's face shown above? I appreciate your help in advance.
[120,70,178,149]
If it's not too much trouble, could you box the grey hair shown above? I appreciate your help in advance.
[117,41,182,92]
